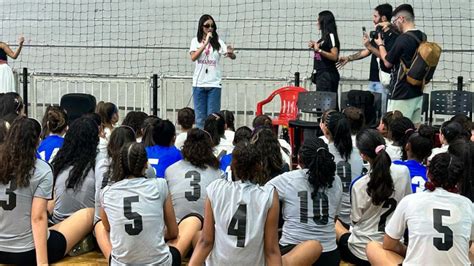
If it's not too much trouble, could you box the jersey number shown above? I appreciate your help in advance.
[336,161,352,193]
[123,196,143,235]
[227,204,247,248]
[433,208,453,251]
[0,181,17,211]
[378,198,397,231]
[298,191,329,225]
[185,171,201,201]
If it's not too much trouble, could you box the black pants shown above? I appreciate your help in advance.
[314,70,340,110]
[338,233,371,266]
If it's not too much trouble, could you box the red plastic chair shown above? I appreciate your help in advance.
[256,86,307,150]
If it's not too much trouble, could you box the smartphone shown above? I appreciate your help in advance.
[362,26,367,35]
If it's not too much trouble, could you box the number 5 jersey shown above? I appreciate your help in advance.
[206,178,274,266]
[100,177,172,266]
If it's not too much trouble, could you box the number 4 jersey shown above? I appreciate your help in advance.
[206,179,274,266]
[100,177,172,266]
[385,188,474,266]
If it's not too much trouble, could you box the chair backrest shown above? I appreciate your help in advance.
[60,93,97,124]
[421,93,429,122]
[256,86,307,122]
[430,90,472,116]
[341,90,378,126]
[297,91,337,114]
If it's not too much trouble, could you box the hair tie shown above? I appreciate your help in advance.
[425,181,437,192]
[212,113,220,120]
[316,147,327,153]
[201,129,212,140]
[375,144,385,154]
[127,143,134,172]
[121,125,136,136]
[405,128,415,134]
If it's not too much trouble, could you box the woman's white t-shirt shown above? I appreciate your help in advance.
[189,37,227,88]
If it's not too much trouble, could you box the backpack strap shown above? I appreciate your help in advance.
[404,31,427,44]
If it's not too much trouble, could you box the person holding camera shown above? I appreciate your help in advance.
[375,4,425,124]
[338,4,399,115]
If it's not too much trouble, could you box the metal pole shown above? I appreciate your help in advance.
[294,72,300,87]
[152,74,158,116]
[22,68,28,116]
[457,76,463,91]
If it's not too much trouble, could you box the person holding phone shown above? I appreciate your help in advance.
[338,4,399,115]
[189,14,236,129]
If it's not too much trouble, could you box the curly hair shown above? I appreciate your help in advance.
[177,107,195,130]
[204,113,225,146]
[323,111,353,161]
[51,117,99,190]
[299,136,336,193]
[251,127,283,182]
[0,92,24,124]
[0,119,7,144]
[404,124,434,161]
[231,141,265,185]
[0,117,41,188]
[342,106,365,135]
[233,126,252,145]
[40,106,68,139]
[182,128,219,169]
[356,129,394,205]
[429,153,463,191]
[122,111,148,138]
[110,142,148,182]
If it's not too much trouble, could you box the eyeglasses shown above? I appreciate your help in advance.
[391,16,401,24]
[203,24,214,28]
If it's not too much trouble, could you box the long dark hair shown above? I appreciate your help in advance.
[141,115,161,147]
[151,119,175,147]
[251,127,284,181]
[220,110,235,131]
[0,117,41,188]
[182,128,219,169]
[299,137,336,193]
[111,142,148,182]
[324,111,353,161]
[389,117,415,146]
[356,129,394,205]
[122,111,148,138]
[318,10,340,50]
[196,14,221,51]
[204,113,225,146]
[52,117,99,190]
[0,92,24,124]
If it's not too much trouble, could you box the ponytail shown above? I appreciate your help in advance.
[299,137,336,193]
[325,111,353,161]
[356,129,394,205]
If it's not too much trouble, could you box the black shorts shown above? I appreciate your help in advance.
[0,229,67,265]
[315,70,340,93]
[338,233,370,266]
[280,244,341,266]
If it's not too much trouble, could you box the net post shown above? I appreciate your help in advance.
[22,67,28,117]
[152,74,158,116]
[294,72,300,87]
[457,76,463,91]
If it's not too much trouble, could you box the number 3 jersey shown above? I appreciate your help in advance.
[0,159,53,253]
[267,169,342,252]
[385,189,474,266]
[206,179,274,266]
[165,160,222,222]
[100,177,172,266]
[348,164,412,261]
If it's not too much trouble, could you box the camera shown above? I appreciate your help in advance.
[370,25,384,40]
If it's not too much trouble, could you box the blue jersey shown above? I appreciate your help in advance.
[37,135,64,163]
[145,145,182,178]
[393,160,427,193]
[219,153,232,172]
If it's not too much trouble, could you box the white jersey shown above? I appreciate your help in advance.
[101,177,172,266]
[174,131,188,150]
[267,169,342,252]
[165,160,222,222]
[386,143,402,161]
[348,164,412,260]
[386,189,473,266]
[327,142,364,225]
[0,160,53,253]
[428,144,449,162]
[189,37,227,88]
[94,152,109,224]
[214,138,234,159]
[51,164,96,224]
[206,179,274,266]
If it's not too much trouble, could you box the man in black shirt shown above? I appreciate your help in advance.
[376,4,425,124]
[338,4,399,115]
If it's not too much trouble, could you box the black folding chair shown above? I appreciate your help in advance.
[289,91,337,166]
[429,90,472,125]
[340,90,380,127]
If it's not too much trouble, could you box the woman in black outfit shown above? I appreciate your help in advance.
[309,11,341,94]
